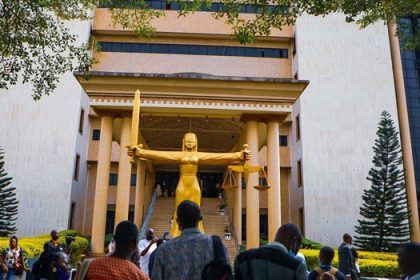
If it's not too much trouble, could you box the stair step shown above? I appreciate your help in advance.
[145,198,238,261]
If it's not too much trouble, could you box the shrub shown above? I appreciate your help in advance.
[302,238,324,249]
[299,249,399,278]
[0,230,89,267]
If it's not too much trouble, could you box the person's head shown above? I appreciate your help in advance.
[182,133,198,152]
[398,242,420,276]
[163,232,172,241]
[51,230,59,241]
[56,251,70,273]
[274,223,302,256]
[319,246,334,265]
[319,272,336,280]
[113,221,139,257]
[343,233,352,245]
[145,229,155,241]
[176,200,202,231]
[9,236,18,249]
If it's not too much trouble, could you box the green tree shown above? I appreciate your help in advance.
[0,148,18,237]
[103,0,419,47]
[354,111,410,252]
[0,0,97,100]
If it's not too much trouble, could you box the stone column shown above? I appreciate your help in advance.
[115,117,132,226]
[233,171,242,244]
[90,116,113,255]
[134,160,146,228]
[267,121,281,241]
[246,120,260,249]
[388,23,420,241]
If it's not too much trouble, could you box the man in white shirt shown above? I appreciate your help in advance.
[138,228,157,276]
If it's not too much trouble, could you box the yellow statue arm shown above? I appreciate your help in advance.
[197,151,244,165]
[133,146,181,163]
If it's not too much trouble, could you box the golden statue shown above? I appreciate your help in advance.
[130,132,250,237]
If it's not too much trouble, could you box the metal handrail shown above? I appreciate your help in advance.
[139,190,158,240]
[220,193,240,254]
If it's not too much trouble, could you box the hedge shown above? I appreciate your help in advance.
[0,230,89,267]
[300,249,399,278]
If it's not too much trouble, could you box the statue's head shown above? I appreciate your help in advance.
[183,133,197,151]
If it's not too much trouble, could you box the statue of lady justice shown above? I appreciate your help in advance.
[129,132,250,237]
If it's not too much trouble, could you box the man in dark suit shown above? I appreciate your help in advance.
[338,233,358,280]
[234,224,307,280]
[44,230,65,253]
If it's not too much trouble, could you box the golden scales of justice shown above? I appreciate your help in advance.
[221,155,271,191]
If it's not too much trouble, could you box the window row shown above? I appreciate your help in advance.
[109,173,137,186]
[98,0,287,15]
[99,42,289,59]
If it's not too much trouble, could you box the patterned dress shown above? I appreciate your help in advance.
[84,256,149,280]
[151,227,229,280]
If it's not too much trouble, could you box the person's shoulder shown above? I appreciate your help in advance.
[308,270,319,280]
[335,269,346,280]
[138,239,149,245]
[133,267,149,280]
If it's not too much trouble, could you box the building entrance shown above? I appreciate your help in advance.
[156,171,223,198]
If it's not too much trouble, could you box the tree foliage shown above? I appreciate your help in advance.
[354,111,411,252]
[0,0,97,100]
[0,148,18,237]
[103,0,420,47]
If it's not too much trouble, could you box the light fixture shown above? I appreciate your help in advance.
[177,115,181,122]
[206,116,209,122]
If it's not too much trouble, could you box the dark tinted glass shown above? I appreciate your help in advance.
[99,42,288,58]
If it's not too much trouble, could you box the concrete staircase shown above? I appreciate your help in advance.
[147,197,238,262]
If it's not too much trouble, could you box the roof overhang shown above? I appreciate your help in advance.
[75,71,309,103]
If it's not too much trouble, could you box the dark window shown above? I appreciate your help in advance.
[131,174,137,186]
[297,160,303,187]
[68,202,76,229]
[99,1,287,15]
[241,212,269,242]
[109,174,118,186]
[105,208,115,235]
[92,129,101,141]
[128,210,134,222]
[296,115,300,141]
[98,42,288,59]
[280,135,288,147]
[299,207,305,235]
[74,154,80,181]
[260,214,268,241]
[79,109,84,134]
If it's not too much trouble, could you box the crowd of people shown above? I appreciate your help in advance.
[1,200,420,280]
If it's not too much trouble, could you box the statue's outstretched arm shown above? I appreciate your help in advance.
[131,146,181,163]
[197,150,249,165]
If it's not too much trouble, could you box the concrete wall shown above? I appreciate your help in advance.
[295,14,399,246]
[290,99,304,231]
[94,9,293,38]
[0,20,91,236]
[70,91,90,234]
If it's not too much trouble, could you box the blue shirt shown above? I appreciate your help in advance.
[151,227,228,280]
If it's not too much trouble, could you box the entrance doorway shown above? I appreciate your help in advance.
[156,171,223,198]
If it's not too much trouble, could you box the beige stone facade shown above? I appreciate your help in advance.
[73,6,308,252]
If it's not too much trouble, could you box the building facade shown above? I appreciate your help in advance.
[0,5,416,249]
[0,20,91,236]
